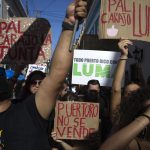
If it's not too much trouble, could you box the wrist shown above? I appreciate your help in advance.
[62,21,75,31]
[120,55,128,60]
[140,114,150,122]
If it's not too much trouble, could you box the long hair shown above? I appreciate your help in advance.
[118,86,150,129]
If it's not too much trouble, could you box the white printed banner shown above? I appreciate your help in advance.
[26,64,47,79]
[72,49,120,86]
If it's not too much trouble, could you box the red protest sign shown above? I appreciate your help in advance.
[54,101,99,140]
[99,0,150,42]
[0,18,51,64]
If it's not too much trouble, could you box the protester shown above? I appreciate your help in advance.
[85,79,111,142]
[100,86,150,150]
[99,39,150,150]
[14,70,46,103]
[111,39,142,125]
[0,1,87,149]
[51,83,101,150]
[57,81,69,101]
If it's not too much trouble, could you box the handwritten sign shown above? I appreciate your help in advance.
[72,49,120,86]
[54,101,99,140]
[99,0,150,42]
[0,18,51,64]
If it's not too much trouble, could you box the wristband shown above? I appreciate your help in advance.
[140,114,150,122]
[62,21,75,31]
[120,58,128,60]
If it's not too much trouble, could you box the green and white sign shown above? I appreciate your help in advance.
[72,49,120,86]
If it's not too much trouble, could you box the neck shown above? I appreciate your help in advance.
[0,99,12,113]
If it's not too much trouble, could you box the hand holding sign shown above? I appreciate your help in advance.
[118,39,133,58]
[51,131,63,143]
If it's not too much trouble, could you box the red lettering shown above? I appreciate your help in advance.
[80,118,86,128]
[11,34,17,45]
[108,0,116,12]
[57,102,64,115]
[57,127,65,137]
[57,116,63,126]
[101,13,107,23]
[133,2,150,37]
[0,46,9,60]
[115,0,124,12]
[0,22,7,34]
[74,127,81,138]
[124,0,131,12]
[6,21,17,33]
[74,118,79,127]
[67,127,72,138]
[44,34,51,45]
[18,21,23,34]
[38,48,45,60]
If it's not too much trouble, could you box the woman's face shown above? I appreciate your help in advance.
[124,83,140,98]
[30,80,42,94]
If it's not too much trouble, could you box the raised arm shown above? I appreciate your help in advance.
[111,40,133,124]
[100,107,150,150]
[35,0,87,119]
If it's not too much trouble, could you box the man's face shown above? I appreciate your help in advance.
[88,84,100,93]
[86,84,100,102]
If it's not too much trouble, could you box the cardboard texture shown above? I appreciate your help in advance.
[99,0,150,42]
[0,18,51,64]
[54,101,99,140]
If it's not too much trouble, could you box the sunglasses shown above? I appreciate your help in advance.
[31,80,42,86]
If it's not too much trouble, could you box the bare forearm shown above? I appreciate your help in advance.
[112,59,127,92]
[49,30,73,86]
[110,59,127,122]
[100,116,149,150]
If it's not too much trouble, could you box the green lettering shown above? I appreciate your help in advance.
[82,63,94,76]
[73,63,82,76]
[95,64,110,78]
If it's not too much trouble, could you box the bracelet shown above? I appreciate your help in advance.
[120,58,128,60]
[62,21,75,31]
[140,114,150,122]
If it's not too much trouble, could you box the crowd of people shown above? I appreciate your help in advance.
[0,0,150,150]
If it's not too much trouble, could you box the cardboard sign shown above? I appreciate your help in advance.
[72,49,120,86]
[54,101,99,140]
[99,0,150,42]
[0,18,51,64]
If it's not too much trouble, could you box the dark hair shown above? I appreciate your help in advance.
[147,76,150,86]
[60,91,79,101]
[122,81,142,96]
[16,71,46,101]
[0,67,6,78]
[87,79,100,89]
[118,86,150,129]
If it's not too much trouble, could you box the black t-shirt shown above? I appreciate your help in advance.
[0,95,50,150]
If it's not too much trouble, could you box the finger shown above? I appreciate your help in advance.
[75,1,87,17]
